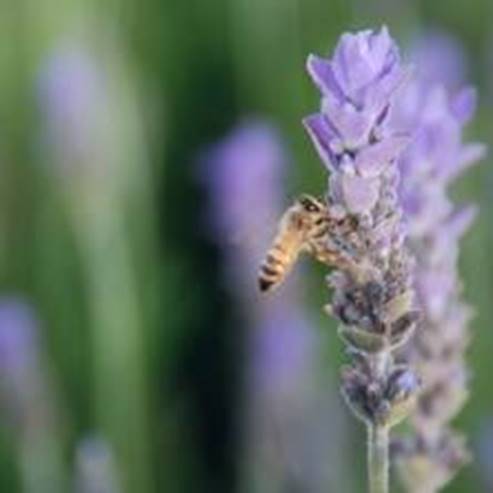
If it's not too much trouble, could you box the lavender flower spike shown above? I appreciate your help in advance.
[304,27,419,493]
[393,54,486,492]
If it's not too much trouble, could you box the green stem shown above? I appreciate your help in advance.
[368,424,389,493]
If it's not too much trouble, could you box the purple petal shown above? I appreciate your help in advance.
[340,174,380,213]
[370,26,393,67]
[354,135,410,177]
[306,54,345,102]
[365,64,411,112]
[332,31,374,95]
[303,114,338,170]
[321,96,373,149]
[332,26,402,102]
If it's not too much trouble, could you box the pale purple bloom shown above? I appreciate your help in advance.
[409,30,467,92]
[200,121,314,386]
[394,81,485,319]
[0,300,39,380]
[39,47,102,132]
[199,121,292,298]
[392,36,486,491]
[396,85,484,187]
[38,45,106,168]
[252,307,315,396]
[38,42,125,194]
[199,122,286,249]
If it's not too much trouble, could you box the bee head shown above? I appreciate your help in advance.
[285,194,328,234]
[297,194,324,213]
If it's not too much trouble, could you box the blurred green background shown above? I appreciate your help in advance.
[0,0,491,492]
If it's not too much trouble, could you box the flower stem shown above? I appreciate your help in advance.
[368,424,389,493]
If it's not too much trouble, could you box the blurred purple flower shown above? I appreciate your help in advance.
[396,86,484,211]
[38,45,105,165]
[252,306,315,396]
[199,122,286,247]
[392,40,486,491]
[200,120,311,383]
[0,300,39,380]
[409,30,467,92]
[0,298,54,424]
[199,121,296,301]
[39,47,101,129]
[394,79,485,302]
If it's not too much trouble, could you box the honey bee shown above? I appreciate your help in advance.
[258,194,358,292]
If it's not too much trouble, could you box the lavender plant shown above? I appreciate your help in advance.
[302,27,421,493]
[392,53,486,492]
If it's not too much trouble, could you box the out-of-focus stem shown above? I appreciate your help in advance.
[368,424,389,493]
[75,194,152,493]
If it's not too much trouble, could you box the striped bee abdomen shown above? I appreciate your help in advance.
[258,244,295,292]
